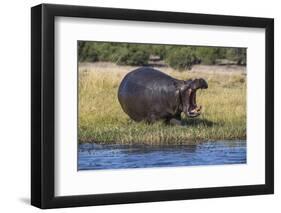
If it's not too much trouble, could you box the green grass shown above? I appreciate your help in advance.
[78,63,246,145]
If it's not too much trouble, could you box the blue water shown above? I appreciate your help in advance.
[78,140,246,170]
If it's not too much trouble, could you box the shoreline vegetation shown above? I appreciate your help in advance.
[78,62,246,145]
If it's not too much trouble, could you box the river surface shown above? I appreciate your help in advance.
[78,140,246,170]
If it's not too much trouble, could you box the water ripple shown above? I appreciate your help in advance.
[78,140,246,170]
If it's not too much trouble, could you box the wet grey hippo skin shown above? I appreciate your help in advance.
[118,67,208,124]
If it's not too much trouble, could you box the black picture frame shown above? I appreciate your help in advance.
[31,3,274,209]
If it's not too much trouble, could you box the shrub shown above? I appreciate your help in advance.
[78,41,246,67]
[166,47,197,70]
[116,46,149,66]
[195,47,220,65]
[78,41,99,62]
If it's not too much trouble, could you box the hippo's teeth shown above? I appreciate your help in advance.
[190,109,197,113]
[187,111,201,117]
[190,106,202,113]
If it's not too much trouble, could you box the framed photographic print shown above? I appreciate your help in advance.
[31,3,274,209]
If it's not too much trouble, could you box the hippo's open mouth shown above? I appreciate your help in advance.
[186,88,203,118]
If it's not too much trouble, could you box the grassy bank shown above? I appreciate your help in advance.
[79,63,246,145]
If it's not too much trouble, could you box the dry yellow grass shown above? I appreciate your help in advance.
[79,63,246,145]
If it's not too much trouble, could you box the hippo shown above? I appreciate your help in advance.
[118,67,208,124]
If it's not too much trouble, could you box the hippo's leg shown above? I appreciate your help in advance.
[169,118,182,125]
[146,113,157,124]
[166,113,182,125]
